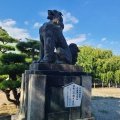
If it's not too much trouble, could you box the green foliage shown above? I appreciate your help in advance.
[106,71,114,83]
[0,75,9,82]
[0,63,28,78]
[99,73,107,83]
[76,46,94,73]
[115,70,120,83]
[0,52,28,82]
[16,39,40,60]
[0,44,15,53]
[0,80,21,90]
[0,27,18,53]
[76,46,120,84]
[25,56,39,64]
[0,27,29,105]
[0,53,26,64]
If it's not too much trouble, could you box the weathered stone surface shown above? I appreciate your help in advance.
[81,76,92,118]
[46,112,69,120]
[45,76,82,120]
[11,114,18,120]
[27,75,47,120]
[29,63,82,72]
[18,74,25,120]
[24,70,31,120]
[18,63,92,120]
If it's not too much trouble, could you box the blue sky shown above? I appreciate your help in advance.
[0,0,120,55]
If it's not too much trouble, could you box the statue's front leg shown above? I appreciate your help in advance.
[36,41,44,63]
[40,37,55,63]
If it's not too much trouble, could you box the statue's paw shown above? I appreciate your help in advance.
[40,58,54,63]
[36,58,42,63]
[40,55,55,63]
[40,59,50,63]
[55,60,66,64]
[32,60,37,63]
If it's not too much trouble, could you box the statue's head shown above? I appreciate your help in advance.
[47,10,63,21]
[47,10,64,30]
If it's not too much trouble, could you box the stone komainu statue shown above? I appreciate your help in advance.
[37,10,79,65]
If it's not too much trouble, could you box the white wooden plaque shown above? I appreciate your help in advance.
[63,82,83,107]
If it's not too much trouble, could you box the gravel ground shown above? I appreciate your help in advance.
[92,88,120,120]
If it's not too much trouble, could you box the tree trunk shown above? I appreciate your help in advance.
[94,83,95,88]
[12,88,20,106]
[102,82,103,88]
[5,75,20,106]
[32,51,34,61]
[3,89,20,106]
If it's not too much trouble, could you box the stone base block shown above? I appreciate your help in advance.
[18,63,92,120]
[11,114,18,120]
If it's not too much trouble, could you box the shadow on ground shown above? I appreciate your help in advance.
[92,96,120,120]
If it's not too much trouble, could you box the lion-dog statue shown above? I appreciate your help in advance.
[37,10,79,65]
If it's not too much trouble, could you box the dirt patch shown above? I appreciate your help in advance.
[0,104,17,115]
[0,91,18,117]
[92,88,120,98]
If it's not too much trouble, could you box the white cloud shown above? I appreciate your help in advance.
[62,10,79,24]
[33,22,41,28]
[24,21,29,25]
[0,19,30,39]
[96,44,102,48]
[1,19,16,27]
[110,41,119,44]
[101,38,107,42]
[63,24,73,32]
[66,34,86,45]
[61,10,79,32]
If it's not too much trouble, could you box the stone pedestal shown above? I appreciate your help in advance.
[18,63,92,120]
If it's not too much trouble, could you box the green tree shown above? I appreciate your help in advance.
[0,53,28,106]
[16,38,40,61]
[115,70,120,84]
[0,27,19,53]
[76,45,120,85]
[106,71,114,83]
[76,46,94,73]
[0,27,28,106]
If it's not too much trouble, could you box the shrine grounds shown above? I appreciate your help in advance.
[0,88,120,120]
[92,88,120,120]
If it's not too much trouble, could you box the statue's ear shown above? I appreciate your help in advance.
[48,10,52,13]
[48,10,54,15]
[59,12,63,16]
[47,10,54,20]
